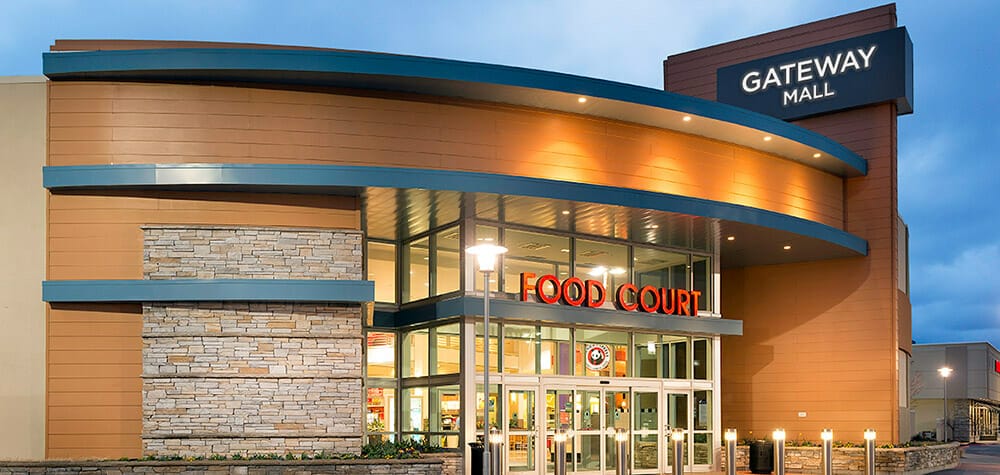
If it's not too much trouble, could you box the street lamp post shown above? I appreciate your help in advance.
[467,243,508,475]
[939,366,953,442]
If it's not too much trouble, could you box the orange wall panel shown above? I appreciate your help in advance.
[47,191,359,280]
[47,303,143,459]
[48,81,845,230]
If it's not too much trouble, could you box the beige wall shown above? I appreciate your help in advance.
[0,77,47,458]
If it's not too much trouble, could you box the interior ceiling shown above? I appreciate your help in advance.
[362,187,860,269]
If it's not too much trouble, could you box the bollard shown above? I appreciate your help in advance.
[553,430,568,475]
[489,427,503,475]
[615,428,629,475]
[773,429,786,475]
[724,429,737,475]
[864,429,876,475]
[821,429,833,475]
[671,429,684,475]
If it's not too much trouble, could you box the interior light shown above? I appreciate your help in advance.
[561,210,570,215]
[609,267,626,275]
[783,245,792,250]
[726,236,735,241]
[588,266,608,277]
[682,115,692,122]
[368,346,394,364]
[650,224,659,229]
[647,341,655,353]
[813,152,822,158]
[560,248,570,253]
[577,96,587,103]
[763,136,773,141]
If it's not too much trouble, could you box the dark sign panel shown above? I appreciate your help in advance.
[717,27,913,120]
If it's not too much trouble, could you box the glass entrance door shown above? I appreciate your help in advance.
[663,391,689,470]
[507,388,537,474]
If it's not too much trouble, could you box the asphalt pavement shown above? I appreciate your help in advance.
[930,443,1000,475]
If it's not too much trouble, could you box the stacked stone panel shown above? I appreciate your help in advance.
[142,226,364,456]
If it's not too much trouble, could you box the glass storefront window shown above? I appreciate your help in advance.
[692,255,711,312]
[474,322,499,373]
[366,386,395,442]
[693,338,712,380]
[474,225,500,293]
[432,385,461,448]
[503,229,571,294]
[402,328,428,377]
[503,324,537,374]
[433,323,461,375]
[575,329,628,377]
[634,247,687,309]
[402,237,429,303]
[575,239,629,294]
[664,335,688,379]
[402,387,428,432]
[634,334,660,378]
[367,241,396,303]
[476,384,499,431]
[693,389,714,465]
[539,326,572,376]
[366,331,395,378]
[435,226,461,296]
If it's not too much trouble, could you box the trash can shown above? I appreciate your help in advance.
[469,442,485,475]
[749,440,774,474]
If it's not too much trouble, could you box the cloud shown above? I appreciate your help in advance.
[911,243,1000,344]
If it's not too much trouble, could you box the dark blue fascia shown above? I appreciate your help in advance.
[42,279,374,303]
[43,163,868,256]
[380,295,742,336]
[42,47,866,176]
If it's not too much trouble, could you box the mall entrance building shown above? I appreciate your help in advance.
[0,4,915,474]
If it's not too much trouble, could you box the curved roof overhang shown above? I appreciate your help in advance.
[44,163,867,268]
[42,47,866,177]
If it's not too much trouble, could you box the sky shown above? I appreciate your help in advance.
[1,1,997,345]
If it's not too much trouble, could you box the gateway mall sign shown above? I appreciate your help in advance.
[717,27,913,120]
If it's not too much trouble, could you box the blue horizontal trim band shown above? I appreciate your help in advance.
[384,296,742,336]
[42,48,865,176]
[43,163,868,256]
[42,279,374,303]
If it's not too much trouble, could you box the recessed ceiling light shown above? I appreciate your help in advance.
[813,152,822,158]
[423,257,429,260]
[650,224,659,229]
[682,116,692,122]
[726,236,735,241]
[763,136,773,142]
[560,248,570,253]
[578,97,587,103]
[561,210,570,215]
[783,245,792,250]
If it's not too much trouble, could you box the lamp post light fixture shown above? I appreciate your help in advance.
[671,428,685,475]
[614,428,629,475]
[553,430,568,475]
[820,429,833,475]
[863,429,877,475]
[773,429,786,475]
[724,429,737,475]
[467,243,508,475]
[938,366,953,442]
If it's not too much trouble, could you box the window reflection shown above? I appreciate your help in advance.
[503,230,570,294]
[367,242,396,303]
[575,239,629,294]
[366,331,395,378]
[435,226,461,295]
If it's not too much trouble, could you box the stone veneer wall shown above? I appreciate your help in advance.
[722,443,960,475]
[142,226,364,456]
[0,457,452,475]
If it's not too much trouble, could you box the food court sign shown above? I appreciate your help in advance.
[519,272,702,316]
[716,27,913,120]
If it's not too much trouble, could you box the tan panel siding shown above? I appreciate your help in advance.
[47,191,359,280]
[49,82,844,229]
[46,303,142,459]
